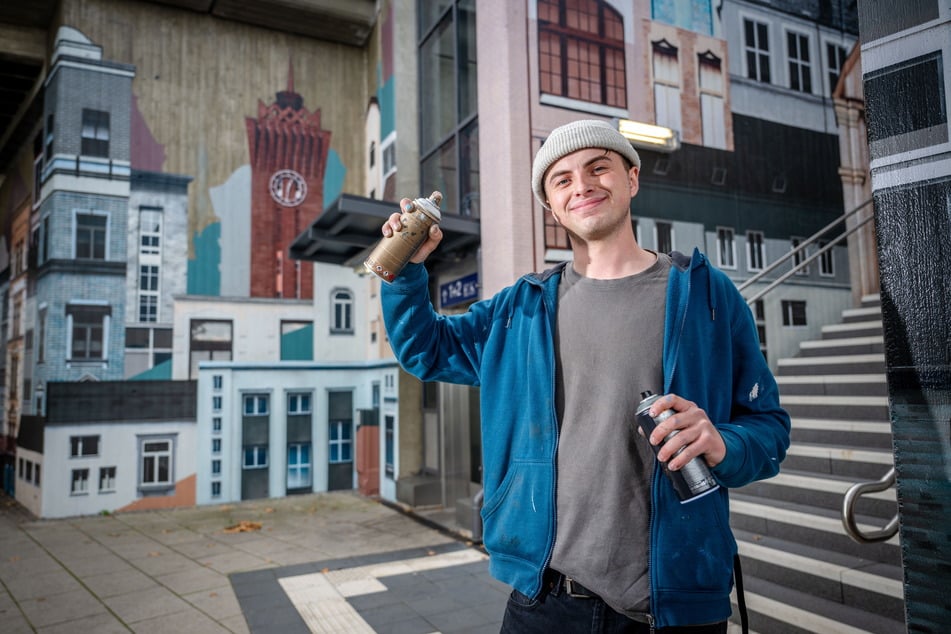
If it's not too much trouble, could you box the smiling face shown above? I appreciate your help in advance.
[543,148,640,244]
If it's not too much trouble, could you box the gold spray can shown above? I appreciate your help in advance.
[364,191,443,283]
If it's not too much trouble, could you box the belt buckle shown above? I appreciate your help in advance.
[564,577,591,599]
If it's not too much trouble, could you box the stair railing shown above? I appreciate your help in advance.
[842,467,899,543]
[739,198,874,306]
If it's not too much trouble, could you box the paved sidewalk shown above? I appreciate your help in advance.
[0,491,506,633]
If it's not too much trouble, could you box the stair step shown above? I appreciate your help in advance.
[734,576,905,634]
[734,529,903,620]
[776,374,887,397]
[780,394,889,420]
[784,444,894,479]
[842,305,882,324]
[778,353,886,375]
[730,496,901,564]
[821,320,884,340]
[798,336,884,356]
[789,418,892,449]
[738,470,897,518]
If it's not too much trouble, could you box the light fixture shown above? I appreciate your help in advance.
[616,118,680,153]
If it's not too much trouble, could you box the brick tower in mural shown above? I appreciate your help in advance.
[245,66,331,299]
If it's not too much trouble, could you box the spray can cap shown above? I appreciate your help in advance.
[413,191,442,222]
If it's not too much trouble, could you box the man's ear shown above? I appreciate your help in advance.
[628,166,640,198]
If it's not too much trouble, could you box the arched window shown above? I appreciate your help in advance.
[538,0,626,108]
[331,288,354,334]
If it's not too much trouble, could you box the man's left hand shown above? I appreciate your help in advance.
[647,393,726,470]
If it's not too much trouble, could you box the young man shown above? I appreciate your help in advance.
[378,119,790,633]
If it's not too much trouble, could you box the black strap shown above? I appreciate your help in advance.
[734,554,749,634]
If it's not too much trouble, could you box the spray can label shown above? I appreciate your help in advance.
[635,391,720,503]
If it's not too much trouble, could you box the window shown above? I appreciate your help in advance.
[138,208,163,322]
[211,481,221,498]
[81,109,110,157]
[67,305,110,360]
[70,435,100,457]
[212,396,222,412]
[75,213,107,260]
[747,231,766,271]
[212,438,221,454]
[212,417,222,433]
[71,469,90,495]
[753,299,767,361]
[652,40,681,133]
[331,289,354,334]
[211,459,221,475]
[781,300,807,327]
[385,415,395,478]
[818,240,834,276]
[45,113,54,162]
[34,464,40,486]
[538,0,626,108]
[139,265,159,322]
[287,443,312,489]
[656,222,674,253]
[717,227,736,269]
[243,446,268,469]
[418,1,480,217]
[865,52,948,158]
[243,394,269,416]
[99,467,116,492]
[189,320,232,379]
[743,18,770,83]
[212,375,223,391]
[791,237,809,275]
[329,421,353,463]
[288,393,311,414]
[827,43,848,95]
[382,139,397,177]
[37,307,46,363]
[139,208,162,255]
[699,52,726,149]
[369,140,376,168]
[787,31,812,93]
[140,439,173,487]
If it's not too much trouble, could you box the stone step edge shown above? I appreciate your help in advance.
[730,498,900,547]
[785,444,894,465]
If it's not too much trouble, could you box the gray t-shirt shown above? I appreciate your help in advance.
[549,252,670,618]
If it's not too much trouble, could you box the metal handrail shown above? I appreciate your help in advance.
[739,198,875,305]
[842,467,899,543]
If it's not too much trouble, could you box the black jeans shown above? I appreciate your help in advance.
[500,578,728,634]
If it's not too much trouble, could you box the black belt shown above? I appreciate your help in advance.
[544,569,599,599]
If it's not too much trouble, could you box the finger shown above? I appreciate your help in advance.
[410,225,443,263]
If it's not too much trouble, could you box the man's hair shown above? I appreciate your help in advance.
[532,119,641,209]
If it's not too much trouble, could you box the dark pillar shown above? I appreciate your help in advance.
[858,1,951,631]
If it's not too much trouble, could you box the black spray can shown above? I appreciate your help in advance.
[635,390,719,503]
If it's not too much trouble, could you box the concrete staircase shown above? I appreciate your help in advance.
[730,295,905,633]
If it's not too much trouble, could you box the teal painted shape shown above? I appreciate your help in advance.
[281,323,314,360]
[324,150,346,208]
[128,358,173,381]
[379,75,396,138]
[188,221,221,295]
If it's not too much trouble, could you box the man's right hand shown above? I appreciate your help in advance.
[381,198,443,263]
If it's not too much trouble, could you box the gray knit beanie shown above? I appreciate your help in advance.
[531,119,640,209]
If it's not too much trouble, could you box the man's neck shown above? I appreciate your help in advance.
[571,237,657,280]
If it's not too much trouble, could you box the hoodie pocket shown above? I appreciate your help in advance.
[481,460,552,567]
[654,488,735,593]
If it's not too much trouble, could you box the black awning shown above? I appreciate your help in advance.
[289,194,480,267]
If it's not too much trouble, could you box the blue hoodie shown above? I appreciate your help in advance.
[381,249,790,628]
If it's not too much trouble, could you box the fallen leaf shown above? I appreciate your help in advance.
[222,520,262,534]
